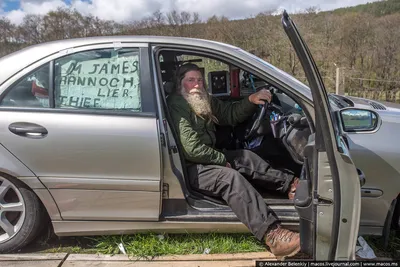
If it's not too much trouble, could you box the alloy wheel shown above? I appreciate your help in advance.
[0,177,25,243]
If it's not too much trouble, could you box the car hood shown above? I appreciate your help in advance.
[345,96,400,118]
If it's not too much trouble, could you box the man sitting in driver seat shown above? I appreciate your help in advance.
[167,63,301,259]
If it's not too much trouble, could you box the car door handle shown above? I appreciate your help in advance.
[9,122,48,138]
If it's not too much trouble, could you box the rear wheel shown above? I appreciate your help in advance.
[0,174,45,253]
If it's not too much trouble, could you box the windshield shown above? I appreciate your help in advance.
[238,48,353,113]
[237,48,310,89]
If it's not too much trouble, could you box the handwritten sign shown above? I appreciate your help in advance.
[57,53,141,111]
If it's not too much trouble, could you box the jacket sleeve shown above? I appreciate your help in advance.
[169,104,227,166]
[211,96,257,126]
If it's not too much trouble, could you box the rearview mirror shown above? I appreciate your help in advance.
[340,108,379,132]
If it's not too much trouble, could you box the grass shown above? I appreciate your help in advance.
[364,230,400,259]
[25,231,266,257]
[88,233,265,258]
[23,226,399,259]
[73,232,400,259]
[43,245,98,254]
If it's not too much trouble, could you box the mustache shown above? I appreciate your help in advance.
[189,88,204,94]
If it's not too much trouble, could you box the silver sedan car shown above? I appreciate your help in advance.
[328,94,400,240]
[0,13,387,260]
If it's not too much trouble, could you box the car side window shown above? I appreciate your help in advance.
[54,48,141,112]
[0,64,50,108]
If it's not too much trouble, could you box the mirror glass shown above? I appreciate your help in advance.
[341,109,378,132]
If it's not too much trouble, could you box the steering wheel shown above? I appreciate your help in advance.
[244,102,269,140]
[244,100,285,140]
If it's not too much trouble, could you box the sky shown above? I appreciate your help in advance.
[0,0,380,25]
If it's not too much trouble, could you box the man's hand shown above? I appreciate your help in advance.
[248,89,272,105]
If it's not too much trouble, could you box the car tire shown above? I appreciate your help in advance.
[392,195,400,231]
[0,174,45,253]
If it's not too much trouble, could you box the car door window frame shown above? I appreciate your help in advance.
[151,44,317,201]
[152,45,315,128]
[0,43,156,116]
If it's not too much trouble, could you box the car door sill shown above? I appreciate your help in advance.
[52,220,299,236]
[160,211,299,222]
[164,198,296,211]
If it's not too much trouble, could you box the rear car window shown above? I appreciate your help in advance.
[54,48,142,112]
[0,64,50,108]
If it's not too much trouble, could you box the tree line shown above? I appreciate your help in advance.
[1,2,399,93]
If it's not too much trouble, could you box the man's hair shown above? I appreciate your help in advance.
[175,63,206,93]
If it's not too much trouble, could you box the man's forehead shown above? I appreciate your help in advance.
[185,71,202,78]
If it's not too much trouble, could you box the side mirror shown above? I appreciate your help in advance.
[357,168,366,187]
[340,108,379,132]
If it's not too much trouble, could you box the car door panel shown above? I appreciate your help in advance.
[40,177,160,191]
[41,177,160,220]
[282,12,361,260]
[51,190,160,221]
[0,44,163,222]
[0,111,162,221]
[295,140,315,256]
[0,112,160,178]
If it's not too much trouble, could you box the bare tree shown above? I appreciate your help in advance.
[17,14,44,44]
[0,4,399,96]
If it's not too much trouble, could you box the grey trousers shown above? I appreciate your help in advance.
[187,149,295,241]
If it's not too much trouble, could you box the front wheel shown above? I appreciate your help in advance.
[392,195,400,232]
[0,174,45,253]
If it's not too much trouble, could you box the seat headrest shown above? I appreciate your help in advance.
[164,82,176,95]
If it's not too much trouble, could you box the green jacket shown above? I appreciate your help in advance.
[167,94,257,166]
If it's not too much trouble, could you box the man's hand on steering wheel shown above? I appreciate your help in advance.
[248,89,272,105]
[244,89,273,140]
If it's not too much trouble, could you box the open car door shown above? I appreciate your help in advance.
[282,12,361,260]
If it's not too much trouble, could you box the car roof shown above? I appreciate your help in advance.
[0,35,313,101]
[0,36,236,85]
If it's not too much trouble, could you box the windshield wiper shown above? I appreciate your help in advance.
[329,94,346,108]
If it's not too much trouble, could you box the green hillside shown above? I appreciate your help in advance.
[332,0,400,16]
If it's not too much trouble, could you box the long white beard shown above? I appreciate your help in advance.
[182,90,217,123]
